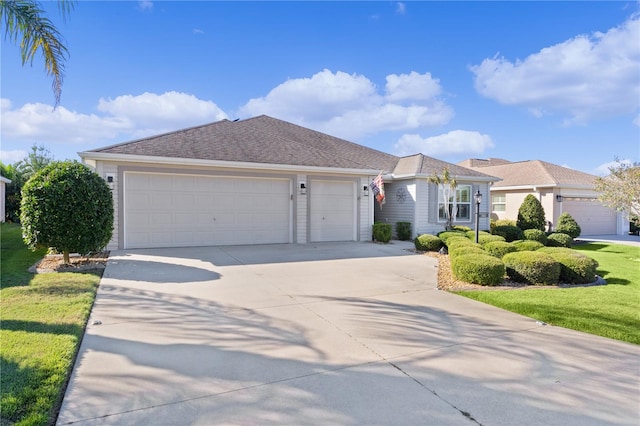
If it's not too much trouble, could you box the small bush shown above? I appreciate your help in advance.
[452,225,472,232]
[517,194,546,231]
[555,213,581,238]
[396,222,412,241]
[448,246,486,259]
[484,241,517,258]
[547,232,573,248]
[437,230,467,243]
[414,234,442,251]
[446,236,480,251]
[490,218,517,233]
[492,225,524,242]
[451,253,505,286]
[512,240,545,251]
[465,230,490,240]
[523,229,548,245]
[539,247,598,284]
[478,234,506,245]
[503,251,561,285]
[372,223,392,243]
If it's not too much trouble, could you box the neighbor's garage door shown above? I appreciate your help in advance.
[310,180,356,242]
[124,172,292,249]
[562,198,617,236]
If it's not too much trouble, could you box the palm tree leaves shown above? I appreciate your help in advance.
[1,0,74,106]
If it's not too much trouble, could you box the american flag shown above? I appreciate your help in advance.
[370,172,385,208]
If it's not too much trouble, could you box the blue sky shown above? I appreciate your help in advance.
[2,1,639,175]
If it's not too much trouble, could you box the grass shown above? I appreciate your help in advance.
[456,242,640,344]
[1,223,101,426]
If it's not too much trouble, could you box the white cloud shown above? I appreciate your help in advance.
[238,69,453,140]
[634,113,640,127]
[1,92,228,145]
[393,130,494,157]
[193,28,204,35]
[138,1,153,12]
[396,2,406,15]
[593,158,634,176]
[0,149,27,164]
[471,13,640,124]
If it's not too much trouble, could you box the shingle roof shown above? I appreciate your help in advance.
[460,159,598,187]
[88,115,398,172]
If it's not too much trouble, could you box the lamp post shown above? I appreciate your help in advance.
[474,190,482,243]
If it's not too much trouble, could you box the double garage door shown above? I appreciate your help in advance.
[123,173,359,249]
[562,198,617,236]
[124,173,293,249]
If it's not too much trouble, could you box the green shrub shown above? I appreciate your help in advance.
[414,234,443,251]
[484,241,517,258]
[396,221,412,241]
[445,236,478,250]
[555,213,581,238]
[478,234,506,245]
[465,230,490,240]
[20,161,114,263]
[523,229,548,245]
[512,240,545,251]
[451,253,505,286]
[490,218,516,233]
[372,223,392,243]
[502,251,560,285]
[452,225,472,232]
[517,194,546,231]
[448,246,486,259]
[437,230,467,243]
[492,225,524,242]
[539,247,598,284]
[547,232,573,248]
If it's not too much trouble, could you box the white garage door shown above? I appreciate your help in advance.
[124,173,292,249]
[562,198,617,236]
[310,180,356,242]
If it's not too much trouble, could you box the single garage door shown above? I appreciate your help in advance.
[124,172,292,249]
[310,180,357,242]
[562,198,617,236]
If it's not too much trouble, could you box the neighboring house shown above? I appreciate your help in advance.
[458,158,626,236]
[80,115,497,250]
[0,176,11,223]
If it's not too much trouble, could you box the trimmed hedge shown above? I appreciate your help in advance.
[465,230,490,240]
[555,212,581,238]
[502,251,561,285]
[372,223,392,243]
[492,225,524,242]
[539,247,599,284]
[452,225,472,232]
[448,246,486,259]
[396,221,412,241]
[437,230,467,243]
[451,253,505,286]
[547,232,573,248]
[484,241,517,258]
[512,240,545,251]
[478,234,506,245]
[414,234,443,251]
[523,229,548,245]
[446,237,482,251]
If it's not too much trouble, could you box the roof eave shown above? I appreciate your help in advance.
[78,151,383,176]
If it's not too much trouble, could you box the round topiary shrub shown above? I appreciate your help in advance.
[446,237,481,251]
[555,213,581,239]
[547,232,573,248]
[517,194,546,231]
[451,253,505,286]
[484,241,517,258]
[396,221,412,241]
[452,225,472,232]
[414,234,443,251]
[20,161,114,263]
[478,234,506,245]
[512,240,545,251]
[492,225,524,242]
[465,230,490,240]
[538,247,598,284]
[502,251,561,285]
[490,218,516,233]
[437,230,467,243]
[448,246,486,259]
[372,223,392,243]
[523,229,548,245]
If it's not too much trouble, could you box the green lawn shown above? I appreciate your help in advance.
[456,242,640,344]
[1,223,101,426]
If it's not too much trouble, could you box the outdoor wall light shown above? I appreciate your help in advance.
[106,174,114,190]
[363,185,369,196]
[300,183,307,195]
[556,195,563,202]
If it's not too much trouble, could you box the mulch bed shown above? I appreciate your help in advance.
[29,252,110,273]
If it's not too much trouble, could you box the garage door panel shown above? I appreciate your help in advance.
[310,180,356,242]
[563,199,617,235]
[124,173,292,249]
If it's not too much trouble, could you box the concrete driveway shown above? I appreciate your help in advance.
[57,242,639,425]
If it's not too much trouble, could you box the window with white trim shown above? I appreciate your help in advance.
[492,194,506,212]
[438,184,472,222]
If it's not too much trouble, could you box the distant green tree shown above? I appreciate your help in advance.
[595,160,640,227]
[16,144,54,180]
[21,161,113,263]
[1,0,75,105]
[517,194,546,231]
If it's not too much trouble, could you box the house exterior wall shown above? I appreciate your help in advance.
[373,180,417,238]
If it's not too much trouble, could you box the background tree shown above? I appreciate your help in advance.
[1,0,74,105]
[0,144,53,222]
[429,167,458,230]
[595,160,640,227]
[555,212,581,239]
[21,161,113,263]
[517,194,546,231]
